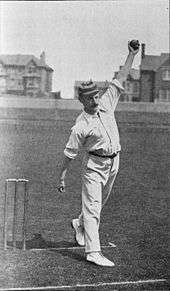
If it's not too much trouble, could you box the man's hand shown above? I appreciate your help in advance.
[116,39,140,85]
[57,179,66,193]
[57,155,73,193]
[128,40,140,55]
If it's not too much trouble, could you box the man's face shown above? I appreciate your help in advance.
[81,93,100,114]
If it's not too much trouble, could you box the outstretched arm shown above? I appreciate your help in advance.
[116,40,140,85]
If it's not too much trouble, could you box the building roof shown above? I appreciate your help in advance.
[140,53,170,71]
[0,54,53,71]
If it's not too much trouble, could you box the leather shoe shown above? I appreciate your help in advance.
[71,219,85,246]
[86,252,115,267]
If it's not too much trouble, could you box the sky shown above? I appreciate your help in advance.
[0,0,169,98]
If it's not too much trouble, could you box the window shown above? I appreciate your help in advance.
[0,64,4,73]
[10,78,15,84]
[122,93,130,102]
[0,78,6,86]
[159,89,170,102]
[18,67,23,73]
[28,92,34,97]
[162,70,170,80]
[28,67,36,74]
[126,82,130,92]
[27,79,34,86]
[133,82,138,93]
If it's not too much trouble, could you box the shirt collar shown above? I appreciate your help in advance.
[98,104,107,112]
[82,110,98,119]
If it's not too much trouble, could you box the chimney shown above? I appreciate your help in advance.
[40,51,46,64]
[141,43,145,59]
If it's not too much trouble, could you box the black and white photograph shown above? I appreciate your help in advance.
[0,0,169,290]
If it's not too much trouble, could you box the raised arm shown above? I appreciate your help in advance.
[99,40,140,112]
[116,40,140,85]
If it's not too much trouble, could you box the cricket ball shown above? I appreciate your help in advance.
[129,40,140,50]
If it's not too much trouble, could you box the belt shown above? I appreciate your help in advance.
[89,151,120,159]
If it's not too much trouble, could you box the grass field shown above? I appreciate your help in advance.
[0,109,169,290]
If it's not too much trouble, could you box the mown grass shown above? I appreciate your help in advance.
[0,111,169,289]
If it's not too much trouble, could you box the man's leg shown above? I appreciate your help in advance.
[102,154,120,208]
[82,176,115,266]
[82,176,102,253]
[75,154,116,266]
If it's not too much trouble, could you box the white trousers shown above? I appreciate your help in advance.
[78,153,119,253]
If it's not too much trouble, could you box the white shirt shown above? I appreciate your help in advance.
[64,79,124,159]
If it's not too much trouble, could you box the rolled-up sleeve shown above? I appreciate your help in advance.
[64,124,85,159]
[100,79,124,112]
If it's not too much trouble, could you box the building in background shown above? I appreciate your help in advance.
[75,45,170,103]
[0,52,53,98]
[140,44,170,102]
[114,67,140,102]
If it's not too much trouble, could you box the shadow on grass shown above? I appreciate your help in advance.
[52,248,86,263]
[7,233,79,250]
[6,233,86,263]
